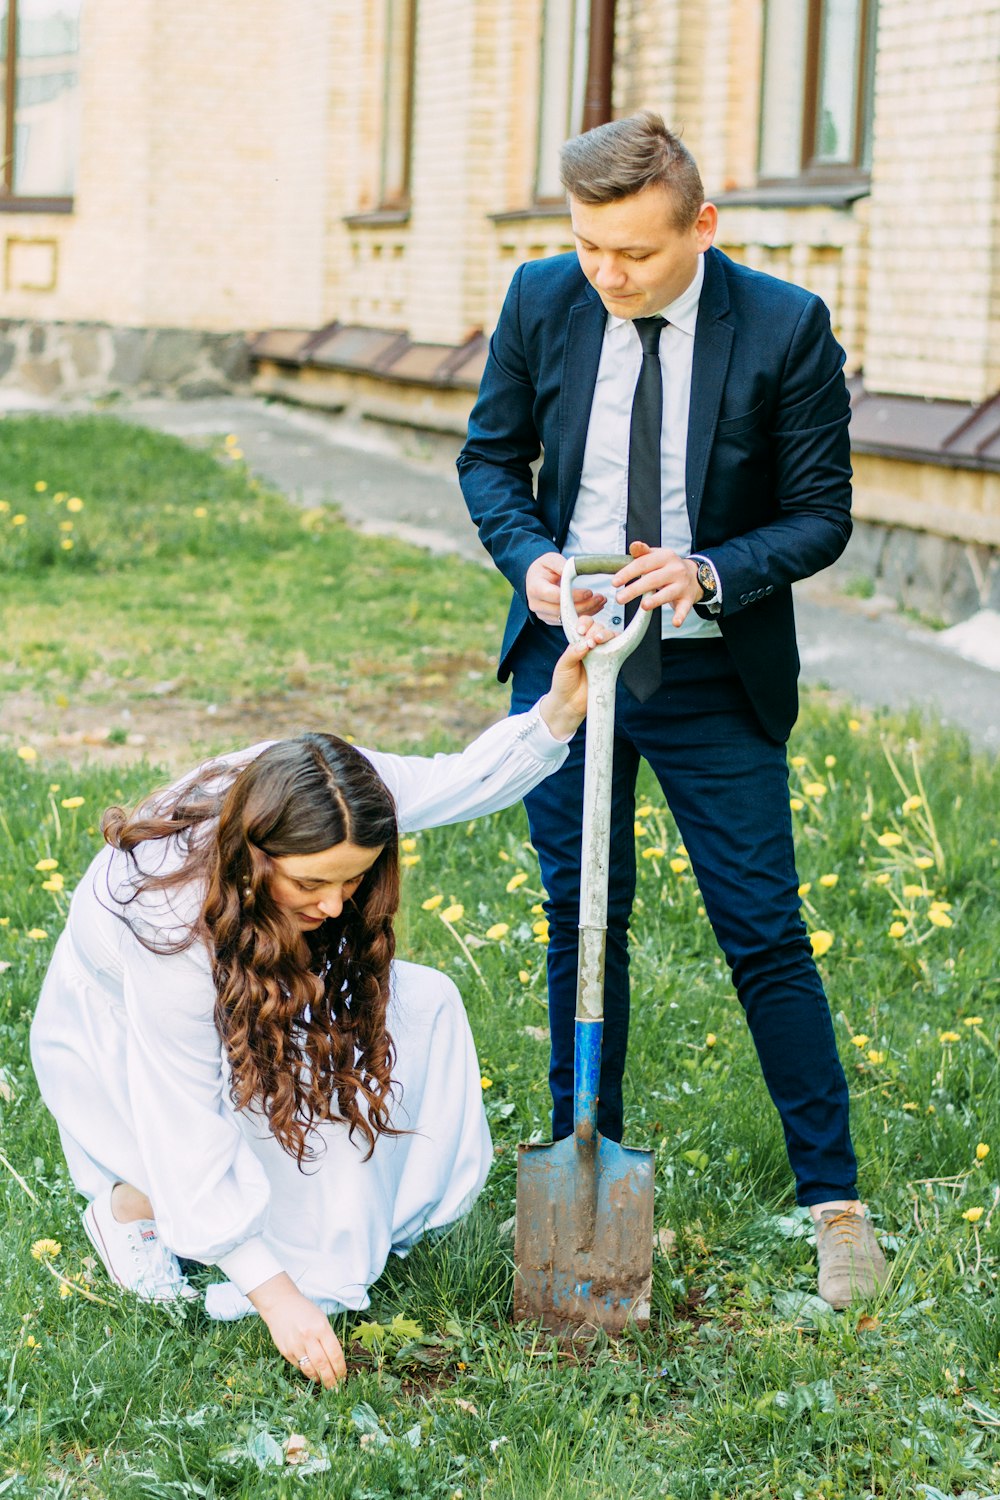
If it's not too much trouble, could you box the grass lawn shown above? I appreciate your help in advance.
[1,415,998,1499]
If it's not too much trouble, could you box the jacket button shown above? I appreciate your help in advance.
[739,593,749,606]
[765,585,774,596]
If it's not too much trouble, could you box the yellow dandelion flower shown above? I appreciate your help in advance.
[58,520,73,532]
[31,1238,61,1259]
[876,831,902,848]
[851,1034,870,1048]
[669,857,689,874]
[506,871,528,892]
[192,506,208,519]
[848,719,861,732]
[41,875,64,892]
[929,900,952,912]
[53,491,66,502]
[705,1033,717,1048]
[229,449,244,461]
[888,921,906,939]
[962,1207,984,1223]
[636,804,654,818]
[963,1016,984,1027]
[421,894,443,911]
[66,496,84,513]
[902,795,922,813]
[486,923,510,941]
[902,884,924,898]
[12,513,27,525]
[26,928,48,941]
[819,873,839,888]
[17,746,38,763]
[400,854,421,868]
[789,798,804,812]
[34,858,58,871]
[642,846,665,859]
[634,821,648,839]
[60,797,84,809]
[518,970,531,984]
[915,856,934,870]
[939,1030,960,1044]
[803,782,827,797]
[874,872,892,885]
[400,837,417,852]
[34,480,47,492]
[976,1143,990,1161]
[901,1102,919,1111]
[480,1076,493,1090]
[60,539,74,551]
[440,904,464,924]
[928,909,953,929]
[809,930,834,958]
[866,1049,886,1065]
[224,433,239,447]
[58,1282,73,1298]
[48,784,60,792]
[25,1335,37,1348]
[677,843,688,856]
[532,918,550,938]
[0,918,9,927]
[824,755,837,768]
[798,882,812,897]
[497,850,510,862]
[790,755,807,768]
[530,903,544,915]
[0,500,8,512]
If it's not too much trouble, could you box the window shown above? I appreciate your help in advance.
[379,0,416,209]
[1,0,81,206]
[535,0,590,201]
[758,0,877,183]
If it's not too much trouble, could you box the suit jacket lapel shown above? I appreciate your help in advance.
[556,286,606,545]
[686,248,733,541]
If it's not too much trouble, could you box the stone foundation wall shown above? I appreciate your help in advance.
[0,321,251,401]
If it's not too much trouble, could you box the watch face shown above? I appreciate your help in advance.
[697,562,716,597]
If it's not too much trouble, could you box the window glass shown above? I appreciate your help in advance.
[758,0,809,180]
[535,0,589,200]
[814,0,862,163]
[380,0,415,207]
[13,0,80,196]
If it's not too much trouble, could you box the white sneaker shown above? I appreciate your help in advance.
[83,1186,199,1303]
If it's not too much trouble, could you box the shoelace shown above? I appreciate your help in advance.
[127,1223,188,1297]
[819,1209,867,1246]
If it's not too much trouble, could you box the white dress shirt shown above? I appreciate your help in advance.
[564,254,721,640]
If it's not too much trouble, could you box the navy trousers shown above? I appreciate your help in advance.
[510,625,857,1207]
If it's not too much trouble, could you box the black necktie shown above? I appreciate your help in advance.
[621,315,666,701]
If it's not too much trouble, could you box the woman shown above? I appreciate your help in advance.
[31,630,606,1389]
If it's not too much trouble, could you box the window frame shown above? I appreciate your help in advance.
[377,0,416,213]
[533,0,591,204]
[0,0,79,212]
[757,0,877,189]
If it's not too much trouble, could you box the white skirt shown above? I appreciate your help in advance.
[31,947,493,1313]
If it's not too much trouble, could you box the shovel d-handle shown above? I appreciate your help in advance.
[559,556,653,1145]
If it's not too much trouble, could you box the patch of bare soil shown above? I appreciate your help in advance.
[2,657,505,775]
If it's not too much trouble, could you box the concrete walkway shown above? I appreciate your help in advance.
[106,394,1000,755]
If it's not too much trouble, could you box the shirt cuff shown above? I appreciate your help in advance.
[215,1236,285,1297]
[514,701,576,749]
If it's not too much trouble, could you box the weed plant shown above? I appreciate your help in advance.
[1,416,998,1498]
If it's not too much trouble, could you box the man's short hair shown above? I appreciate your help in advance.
[560,111,704,228]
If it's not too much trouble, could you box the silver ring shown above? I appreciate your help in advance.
[299,1354,312,1370]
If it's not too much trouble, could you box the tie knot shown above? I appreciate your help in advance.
[634,316,666,356]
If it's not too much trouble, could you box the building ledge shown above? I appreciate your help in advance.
[715,183,870,209]
[249,323,488,391]
[848,377,1000,473]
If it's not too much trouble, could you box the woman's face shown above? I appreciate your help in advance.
[267,841,385,928]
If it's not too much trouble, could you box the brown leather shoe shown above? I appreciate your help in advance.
[815,1209,889,1308]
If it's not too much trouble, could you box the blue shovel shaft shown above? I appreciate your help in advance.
[574,1015,603,1143]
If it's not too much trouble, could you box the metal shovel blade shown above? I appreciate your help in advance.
[513,1132,654,1334]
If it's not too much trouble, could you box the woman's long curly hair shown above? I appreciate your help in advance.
[102,735,401,1165]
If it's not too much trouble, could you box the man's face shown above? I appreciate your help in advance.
[570,184,717,319]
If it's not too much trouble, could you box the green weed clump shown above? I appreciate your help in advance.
[0,414,998,1498]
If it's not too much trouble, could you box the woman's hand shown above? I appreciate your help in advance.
[537,619,614,740]
[526,552,606,626]
[248,1271,347,1389]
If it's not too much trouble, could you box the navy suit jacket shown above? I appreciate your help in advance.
[457,245,853,743]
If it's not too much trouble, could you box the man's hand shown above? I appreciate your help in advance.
[526,552,606,626]
[613,542,703,629]
[249,1271,347,1389]
[537,620,614,740]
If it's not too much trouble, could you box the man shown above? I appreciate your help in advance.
[457,112,887,1307]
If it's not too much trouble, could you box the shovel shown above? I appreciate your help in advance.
[513,554,656,1335]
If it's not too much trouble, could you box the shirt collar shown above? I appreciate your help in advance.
[607,252,705,337]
